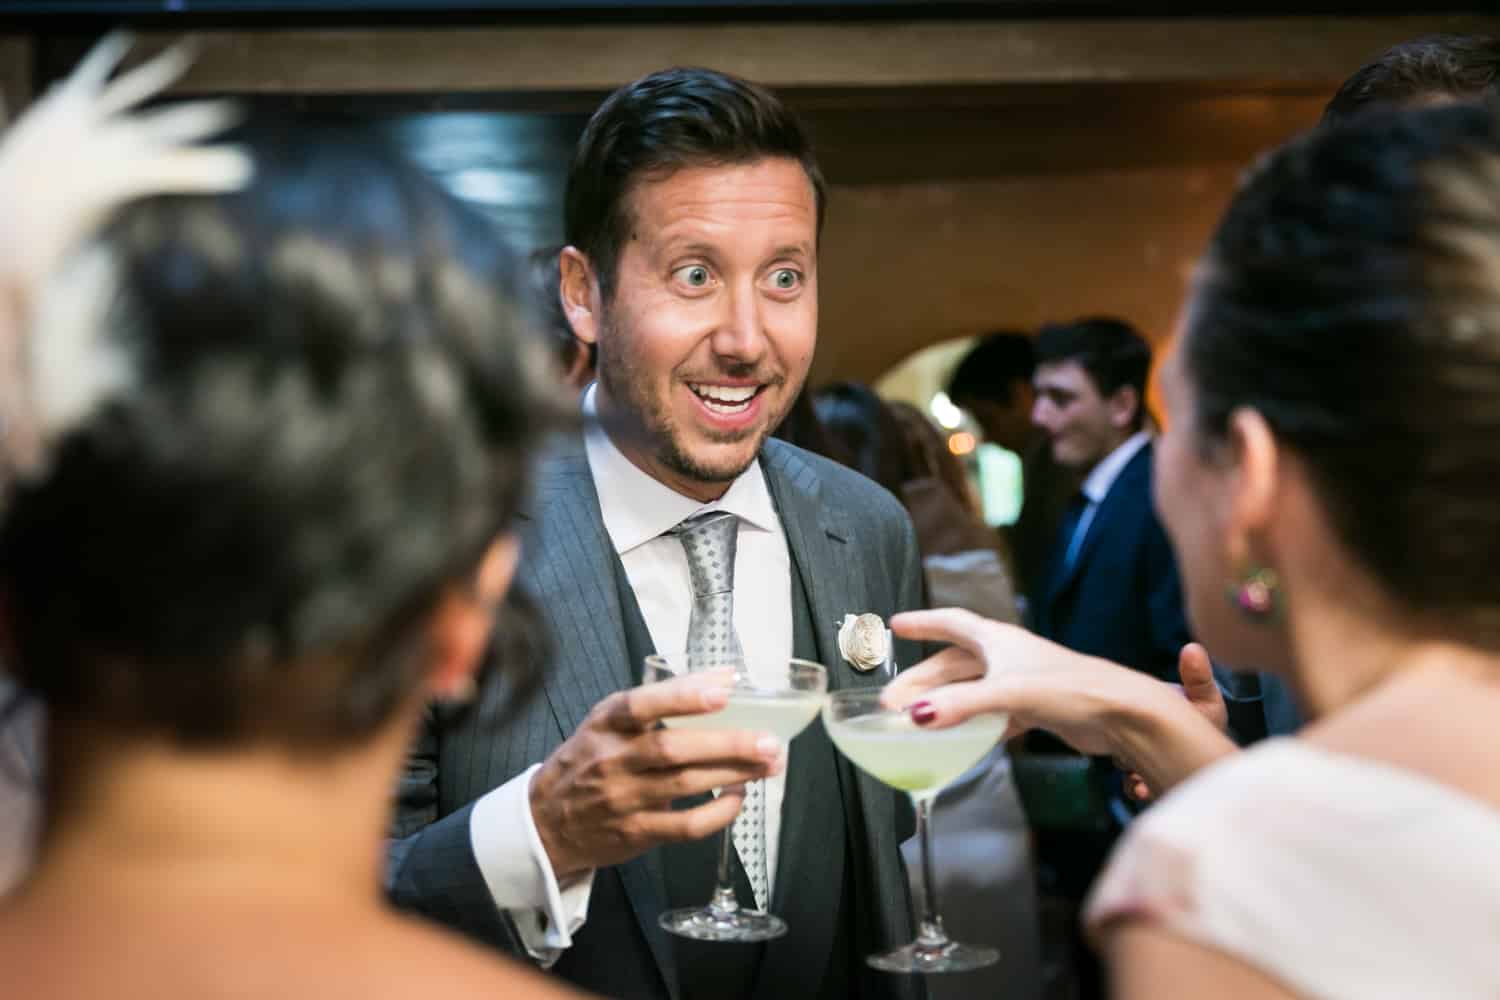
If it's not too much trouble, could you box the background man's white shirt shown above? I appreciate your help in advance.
[1062,430,1151,568]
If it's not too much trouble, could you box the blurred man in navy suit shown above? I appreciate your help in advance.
[1028,318,1189,680]
[1022,317,1191,1000]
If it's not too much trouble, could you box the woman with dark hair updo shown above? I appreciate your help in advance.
[0,57,581,999]
[885,104,1500,997]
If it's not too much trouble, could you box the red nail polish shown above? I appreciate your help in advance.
[910,701,936,725]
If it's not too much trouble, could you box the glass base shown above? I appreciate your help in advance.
[658,905,788,943]
[867,940,1000,974]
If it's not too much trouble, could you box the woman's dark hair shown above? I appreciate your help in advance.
[771,389,849,466]
[0,125,556,748]
[1187,103,1500,642]
[1323,34,1500,126]
[564,66,826,299]
[886,400,982,520]
[813,381,914,499]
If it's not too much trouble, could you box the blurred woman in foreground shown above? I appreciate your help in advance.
[0,34,254,897]
[890,104,1500,997]
[0,44,580,1000]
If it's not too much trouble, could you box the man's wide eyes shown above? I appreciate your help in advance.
[673,264,711,287]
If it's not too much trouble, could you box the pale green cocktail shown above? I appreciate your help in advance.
[823,711,1008,795]
[823,686,1007,975]
[664,688,825,745]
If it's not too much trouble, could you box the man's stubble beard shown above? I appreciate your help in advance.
[595,314,783,488]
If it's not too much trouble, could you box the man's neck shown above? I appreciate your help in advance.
[1090,428,1137,470]
[1072,428,1149,503]
[592,385,734,504]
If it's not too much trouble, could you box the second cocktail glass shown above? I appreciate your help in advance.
[823,686,1007,973]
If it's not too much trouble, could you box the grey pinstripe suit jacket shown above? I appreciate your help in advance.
[387,433,926,1000]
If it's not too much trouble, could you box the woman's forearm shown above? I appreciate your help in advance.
[1107,680,1239,795]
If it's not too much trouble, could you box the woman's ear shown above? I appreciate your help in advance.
[426,535,520,703]
[559,246,601,349]
[1222,407,1279,560]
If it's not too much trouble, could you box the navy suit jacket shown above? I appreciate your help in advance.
[1030,442,1189,682]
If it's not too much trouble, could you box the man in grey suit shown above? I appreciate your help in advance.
[389,68,924,1000]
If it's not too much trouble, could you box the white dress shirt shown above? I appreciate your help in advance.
[467,386,794,964]
[1063,430,1151,567]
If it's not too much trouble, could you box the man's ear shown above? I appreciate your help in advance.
[560,246,601,348]
[1107,385,1141,431]
[425,535,521,702]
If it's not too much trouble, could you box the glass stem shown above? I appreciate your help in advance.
[708,795,740,917]
[911,791,950,950]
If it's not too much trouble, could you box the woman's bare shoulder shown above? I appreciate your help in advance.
[0,903,586,1000]
[1302,663,1500,814]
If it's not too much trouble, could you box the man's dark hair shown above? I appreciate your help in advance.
[0,125,556,749]
[1034,317,1151,428]
[1323,34,1500,125]
[564,66,826,298]
[946,330,1035,406]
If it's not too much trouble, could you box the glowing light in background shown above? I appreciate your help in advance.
[947,431,976,456]
[929,390,964,430]
[977,444,1023,526]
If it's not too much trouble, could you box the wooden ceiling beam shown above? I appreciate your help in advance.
[67,14,1500,97]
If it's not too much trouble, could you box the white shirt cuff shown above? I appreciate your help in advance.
[469,762,595,966]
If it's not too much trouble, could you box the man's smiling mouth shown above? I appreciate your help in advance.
[688,382,763,415]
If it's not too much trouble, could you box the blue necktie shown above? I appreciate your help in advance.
[1058,493,1095,575]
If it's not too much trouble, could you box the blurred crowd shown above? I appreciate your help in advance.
[2,27,1500,1000]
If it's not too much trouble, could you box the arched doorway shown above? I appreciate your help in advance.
[875,338,1024,528]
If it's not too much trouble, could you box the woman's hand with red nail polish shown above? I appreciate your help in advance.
[881,608,1235,795]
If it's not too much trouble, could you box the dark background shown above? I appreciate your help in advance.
[1,1,1495,18]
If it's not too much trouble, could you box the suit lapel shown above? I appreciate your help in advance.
[756,444,848,1000]
[517,434,677,997]
[752,550,843,999]
[518,435,634,736]
[759,442,866,693]
[757,443,912,999]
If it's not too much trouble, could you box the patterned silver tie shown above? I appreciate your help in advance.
[673,511,767,910]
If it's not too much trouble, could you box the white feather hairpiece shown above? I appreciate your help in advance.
[0,33,253,480]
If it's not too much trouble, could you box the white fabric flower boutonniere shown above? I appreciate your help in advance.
[838,613,891,673]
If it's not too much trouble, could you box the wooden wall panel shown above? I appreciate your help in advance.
[813,163,1247,385]
[19,14,1490,383]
